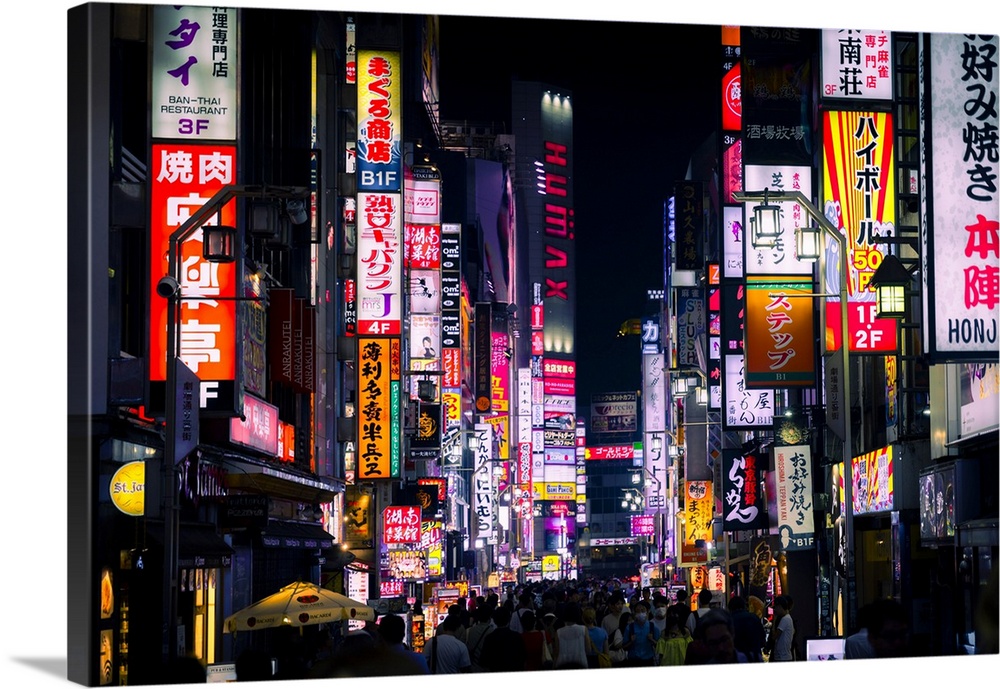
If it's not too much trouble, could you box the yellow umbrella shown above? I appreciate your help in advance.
[224,580,376,633]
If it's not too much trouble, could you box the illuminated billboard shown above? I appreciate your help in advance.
[822,110,898,353]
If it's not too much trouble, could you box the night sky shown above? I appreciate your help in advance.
[436,14,720,411]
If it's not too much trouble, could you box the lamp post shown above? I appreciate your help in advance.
[156,184,307,667]
[632,463,668,583]
[733,188,856,631]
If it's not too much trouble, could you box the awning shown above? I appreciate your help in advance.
[258,520,335,550]
[146,521,234,568]
[223,464,341,503]
[320,547,357,570]
[959,518,999,548]
[944,426,999,449]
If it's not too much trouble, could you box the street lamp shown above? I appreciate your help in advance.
[869,253,912,319]
[733,187,857,631]
[157,184,307,667]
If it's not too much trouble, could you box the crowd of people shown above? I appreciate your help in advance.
[218,577,915,679]
[164,576,931,682]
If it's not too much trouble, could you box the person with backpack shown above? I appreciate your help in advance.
[607,610,631,668]
[622,601,660,666]
[478,606,527,672]
[685,588,715,636]
[668,588,692,631]
[508,591,534,633]
[464,604,496,671]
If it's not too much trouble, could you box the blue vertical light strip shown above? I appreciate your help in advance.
[390,381,401,477]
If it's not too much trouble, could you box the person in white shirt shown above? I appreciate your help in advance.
[686,588,715,636]
[601,593,626,639]
[770,595,796,661]
[844,603,875,660]
[651,594,670,635]
[553,603,589,669]
[424,614,471,674]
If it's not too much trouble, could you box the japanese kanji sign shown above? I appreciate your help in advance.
[820,30,893,101]
[357,337,399,480]
[151,5,237,140]
[743,164,814,276]
[681,480,714,565]
[631,515,655,537]
[721,449,768,531]
[924,33,1000,361]
[584,444,637,460]
[149,143,237,395]
[357,49,402,192]
[821,110,899,353]
[382,506,422,545]
[473,423,496,544]
[724,354,774,429]
[744,275,816,387]
[674,182,705,271]
[774,444,815,550]
[356,191,402,334]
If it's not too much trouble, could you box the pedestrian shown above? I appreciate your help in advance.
[601,592,626,639]
[685,588,714,636]
[844,602,875,660]
[582,605,610,668]
[667,588,692,631]
[607,610,631,668]
[866,598,910,658]
[424,613,471,674]
[728,596,765,662]
[520,610,549,672]
[685,609,749,664]
[768,594,796,661]
[447,602,469,644]
[479,605,527,672]
[465,603,496,671]
[655,612,691,666]
[377,613,430,674]
[622,601,660,667]
[651,594,670,635]
[509,591,535,633]
[552,602,589,669]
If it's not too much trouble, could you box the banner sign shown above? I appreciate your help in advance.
[357,338,398,479]
[820,30,893,101]
[674,182,705,271]
[681,480,713,564]
[721,449,768,531]
[229,394,278,456]
[774,444,815,550]
[743,164,813,276]
[382,506,422,545]
[151,5,237,140]
[923,33,1000,361]
[584,444,637,460]
[356,192,403,335]
[744,275,816,387]
[149,143,238,400]
[822,110,898,353]
[473,423,495,544]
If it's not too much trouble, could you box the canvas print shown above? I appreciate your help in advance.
[63,1,999,687]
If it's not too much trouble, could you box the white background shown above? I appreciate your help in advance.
[5,1,998,688]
